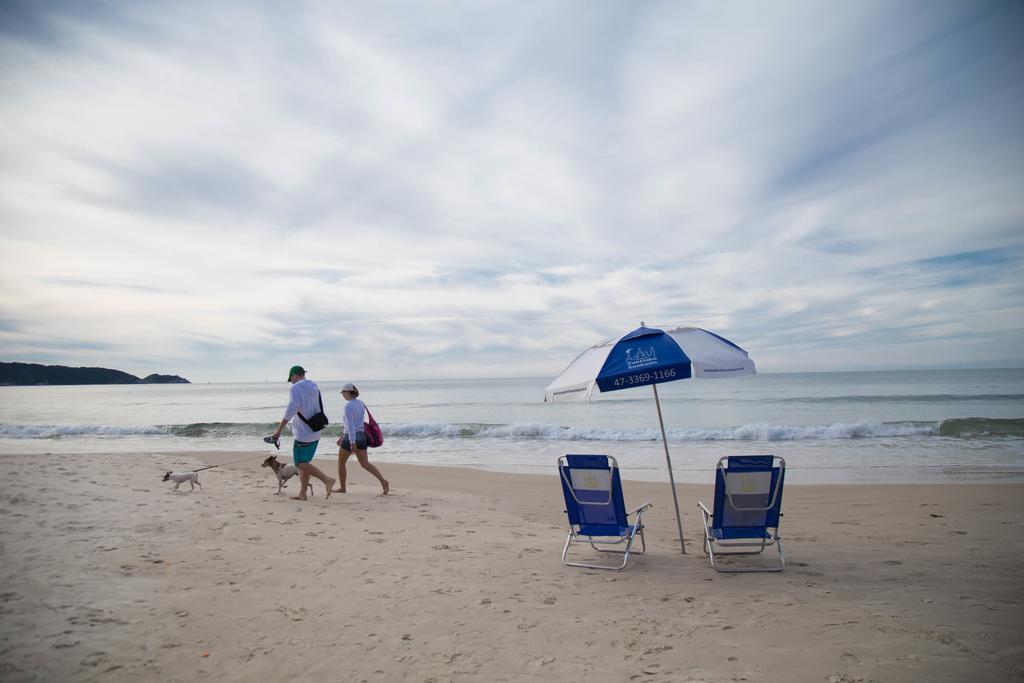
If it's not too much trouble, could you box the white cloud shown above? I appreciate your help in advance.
[0,0,1021,381]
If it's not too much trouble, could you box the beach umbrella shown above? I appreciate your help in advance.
[545,324,756,553]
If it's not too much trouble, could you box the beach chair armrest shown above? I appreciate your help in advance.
[697,501,712,521]
[627,502,653,518]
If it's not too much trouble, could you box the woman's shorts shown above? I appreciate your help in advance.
[293,440,319,466]
[339,431,367,452]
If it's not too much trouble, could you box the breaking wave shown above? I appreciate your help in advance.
[0,424,166,438]
[937,417,1024,438]
[772,393,1024,404]
[385,420,941,441]
[2,417,1020,441]
[0,422,295,439]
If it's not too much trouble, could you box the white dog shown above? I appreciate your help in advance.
[261,455,315,496]
[162,470,202,491]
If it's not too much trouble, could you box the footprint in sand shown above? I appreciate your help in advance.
[52,640,80,649]
[79,652,108,668]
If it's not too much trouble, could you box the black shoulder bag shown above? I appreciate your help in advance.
[296,392,330,431]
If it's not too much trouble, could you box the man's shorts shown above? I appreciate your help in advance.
[339,431,367,452]
[293,440,319,466]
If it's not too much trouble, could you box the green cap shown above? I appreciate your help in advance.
[287,365,305,380]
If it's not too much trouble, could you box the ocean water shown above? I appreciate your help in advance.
[1,369,1022,483]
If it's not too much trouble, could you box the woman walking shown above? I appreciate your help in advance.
[335,382,389,495]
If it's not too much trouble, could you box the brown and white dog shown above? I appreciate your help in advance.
[261,455,315,496]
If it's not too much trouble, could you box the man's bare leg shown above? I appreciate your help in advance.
[334,450,351,492]
[295,463,335,500]
[292,469,310,500]
[356,452,389,495]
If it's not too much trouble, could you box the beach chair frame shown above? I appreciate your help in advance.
[698,455,786,573]
[558,455,652,571]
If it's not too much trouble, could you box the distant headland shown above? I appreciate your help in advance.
[0,362,190,386]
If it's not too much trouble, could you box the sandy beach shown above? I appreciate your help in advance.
[0,451,1022,682]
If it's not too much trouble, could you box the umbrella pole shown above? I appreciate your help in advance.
[652,383,686,554]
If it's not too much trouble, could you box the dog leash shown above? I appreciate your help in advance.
[190,455,261,473]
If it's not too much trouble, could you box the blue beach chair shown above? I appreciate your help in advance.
[558,455,652,571]
[697,455,786,573]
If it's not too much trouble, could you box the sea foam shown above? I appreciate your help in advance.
[2,417,1019,442]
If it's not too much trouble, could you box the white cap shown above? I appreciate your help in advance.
[342,382,356,392]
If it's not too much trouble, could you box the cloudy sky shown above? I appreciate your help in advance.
[0,1,1022,382]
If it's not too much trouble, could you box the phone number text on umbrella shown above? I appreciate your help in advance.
[612,369,678,387]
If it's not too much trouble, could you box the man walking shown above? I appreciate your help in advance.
[270,365,335,500]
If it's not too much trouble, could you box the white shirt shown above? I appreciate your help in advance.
[343,397,366,440]
[283,378,324,442]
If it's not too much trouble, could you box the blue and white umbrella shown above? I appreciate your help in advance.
[545,324,756,553]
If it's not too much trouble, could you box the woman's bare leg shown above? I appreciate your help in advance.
[356,451,389,495]
[335,450,351,492]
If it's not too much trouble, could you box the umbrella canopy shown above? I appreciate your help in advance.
[545,326,755,402]
[545,324,756,553]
